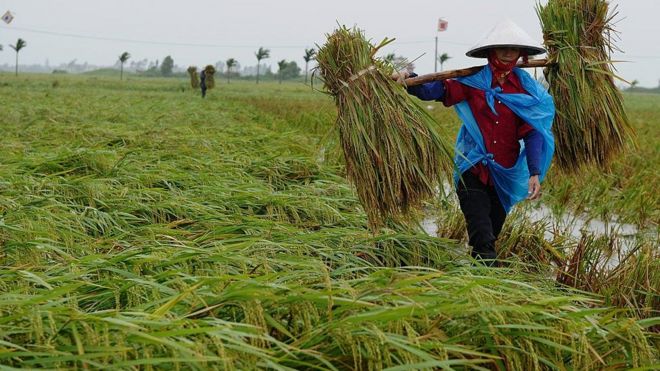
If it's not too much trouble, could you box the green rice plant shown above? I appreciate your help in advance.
[538,0,635,172]
[316,26,454,230]
[0,74,657,369]
[558,233,659,326]
[556,233,609,290]
[22,148,118,177]
[601,241,660,324]
[497,208,566,272]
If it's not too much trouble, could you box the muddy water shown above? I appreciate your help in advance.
[526,204,639,239]
[422,202,655,268]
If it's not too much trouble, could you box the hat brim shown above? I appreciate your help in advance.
[466,44,546,58]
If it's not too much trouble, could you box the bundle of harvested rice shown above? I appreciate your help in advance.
[204,65,216,89]
[187,66,199,89]
[316,26,454,230]
[538,0,634,172]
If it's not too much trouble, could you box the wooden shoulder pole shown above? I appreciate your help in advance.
[404,58,551,87]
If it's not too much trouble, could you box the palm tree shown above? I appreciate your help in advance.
[438,52,451,72]
[255,47,270,84]
[226,58,237,84]
[118,52,130,80]
[9,38,26,76]
[303,48,316,84]
[277,59,287,84]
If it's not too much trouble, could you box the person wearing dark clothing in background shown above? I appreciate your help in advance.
[200,69,207,98]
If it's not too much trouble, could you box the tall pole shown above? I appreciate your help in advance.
[433,34,438,72]
[434,35,438,73]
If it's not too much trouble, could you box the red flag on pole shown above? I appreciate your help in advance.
[437,18,448,32]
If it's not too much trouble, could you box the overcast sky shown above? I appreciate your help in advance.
[0,0,658,87]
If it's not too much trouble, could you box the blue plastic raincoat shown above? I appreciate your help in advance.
[453,66,555,213]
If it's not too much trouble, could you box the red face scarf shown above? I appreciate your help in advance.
[487,49,527,80]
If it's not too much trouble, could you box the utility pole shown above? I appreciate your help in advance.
[435,18,448,73]
[434,36,438,73]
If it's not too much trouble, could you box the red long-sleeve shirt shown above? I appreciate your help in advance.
[442,67,534,185]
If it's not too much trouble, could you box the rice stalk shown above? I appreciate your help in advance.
[187,66,199,89]
[602,242,660,325]
[557,233,659,327]
[204,65,216,89]
[0,73,657,369]
[538,0,635,172]
[315,26,454,230]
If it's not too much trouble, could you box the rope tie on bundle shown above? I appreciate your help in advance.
[338,65,377,91]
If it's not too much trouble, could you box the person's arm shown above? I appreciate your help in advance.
[405,73,446,101]
[392,71,467,104]
[441,80,469,107]
[523,129,542,176]
[523,129,543,200]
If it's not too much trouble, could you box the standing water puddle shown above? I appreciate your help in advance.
[526,204,639,238]
[422,202,656,268]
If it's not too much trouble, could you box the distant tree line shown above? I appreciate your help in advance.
[110,46,316,83]
[137,55,175,77]
[0,39,317,82]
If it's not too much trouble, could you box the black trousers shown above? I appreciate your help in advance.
[456,171,506,265]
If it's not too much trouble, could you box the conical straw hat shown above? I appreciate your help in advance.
[466,19,546,58]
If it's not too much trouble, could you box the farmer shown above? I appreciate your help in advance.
[200,69,207,98]
[395,19,555,266]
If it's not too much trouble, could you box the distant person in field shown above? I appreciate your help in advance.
[200,69,207,98]
[394,19,555,266]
